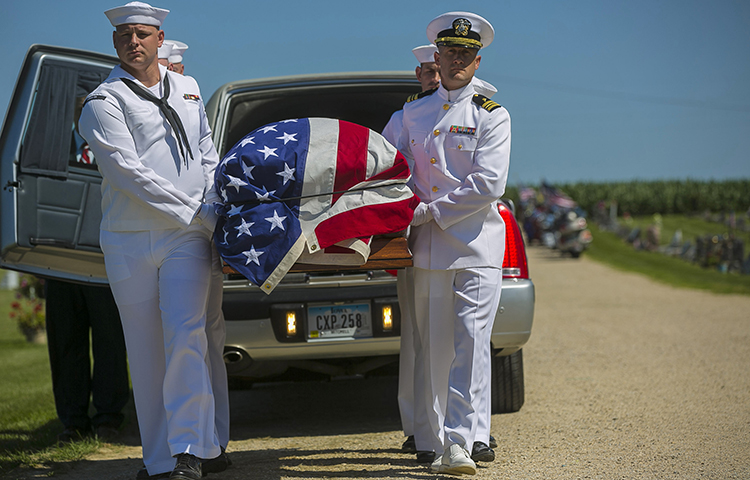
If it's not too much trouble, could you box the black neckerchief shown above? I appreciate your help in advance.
[121,74,194,165]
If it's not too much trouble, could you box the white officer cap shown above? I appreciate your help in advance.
[412,45,438,65]
[427,11,494,50]
[157,42,173,59]
[105,1,169,27]
[165,40,189,63]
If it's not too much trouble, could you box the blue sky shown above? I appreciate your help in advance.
[1,0,749,185]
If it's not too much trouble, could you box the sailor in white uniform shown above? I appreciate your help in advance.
[397,11,510,476]
[157,41,173,69]
[381,43,439,460]
[164,40,188,74]
[78,2,227,479]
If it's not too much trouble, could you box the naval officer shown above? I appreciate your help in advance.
[397,11,510,476]
[78,2,226,479]
[383,45,499,464]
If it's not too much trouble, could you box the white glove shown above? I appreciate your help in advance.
[410,202,433,227]
[195,203,219,233]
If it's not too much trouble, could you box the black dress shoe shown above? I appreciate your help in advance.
[401,435,417,453]
[170,453,202,480]
[415,450,436,464]
[57,427,91,444]
[95,425,120,442]
[489,434,498,449]
[471,441,496,462]
[202,446,231,474]
[136,466,170,479]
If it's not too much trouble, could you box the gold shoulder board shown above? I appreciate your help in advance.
[406,87,438,103]
[472,94,502,112]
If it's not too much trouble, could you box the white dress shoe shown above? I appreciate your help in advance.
[429,454,443,474]
[440,443,477,476]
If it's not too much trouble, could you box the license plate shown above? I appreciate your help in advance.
[308,303,372,339]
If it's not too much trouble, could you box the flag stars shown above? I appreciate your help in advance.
[255,189,275,202]
[227,204,243,216]
[242,162,255,180]
[221,153,236,167]
[265,210,287,231]
[259,125,278,134]
[258,145,278,161]
[240,136,255,147]
[277,132,298,145]
[276,163,295,185]
[235,218,255,237]
[242,246,264,266]
[226,174,248,192]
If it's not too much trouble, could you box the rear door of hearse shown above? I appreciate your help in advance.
[0,45,118,283]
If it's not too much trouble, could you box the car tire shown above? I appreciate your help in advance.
[491,349,524,414]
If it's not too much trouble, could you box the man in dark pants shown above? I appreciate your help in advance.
[45,279,130,443]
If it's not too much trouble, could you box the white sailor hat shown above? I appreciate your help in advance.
[157,42,173,59]
[412,45,438,65]
[105,1,169,27]
[165,40,189,63]
[427,11,494,50]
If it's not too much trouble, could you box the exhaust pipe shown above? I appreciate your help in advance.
[223,349,245,365]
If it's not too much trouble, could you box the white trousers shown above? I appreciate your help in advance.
[397,267,415,437]
[207,245,230,449]
[100,227,223,475]
[411,267,501,453]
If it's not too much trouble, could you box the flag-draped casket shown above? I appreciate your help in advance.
[214,118,418,294]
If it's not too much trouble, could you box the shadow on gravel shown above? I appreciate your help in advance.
[228,375,403,439]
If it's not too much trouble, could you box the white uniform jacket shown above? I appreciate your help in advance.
[79,64,220,232]
[398,81,511,270]
[382,109,404,147]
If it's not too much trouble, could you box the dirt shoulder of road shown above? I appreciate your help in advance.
[7,247,750,479]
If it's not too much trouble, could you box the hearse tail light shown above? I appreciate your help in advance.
[382,305,393,331]
[286,312,297,336]
[269,304,306,343]
[498,202,529,279]
[372,298,401,337]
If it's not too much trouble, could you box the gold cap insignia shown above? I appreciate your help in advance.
[453,18,471,37]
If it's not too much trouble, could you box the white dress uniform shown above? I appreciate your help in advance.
[79,63,226,475]
[382,108,416,440]
[397,68,510,457]
[383,74,498,447]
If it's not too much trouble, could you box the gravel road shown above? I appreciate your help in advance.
[11,246,750,479]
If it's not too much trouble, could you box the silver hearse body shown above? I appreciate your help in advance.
[1,45,534,413]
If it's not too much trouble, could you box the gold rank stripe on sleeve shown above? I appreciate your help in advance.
[406,87,438,103]
[472,94,502,112]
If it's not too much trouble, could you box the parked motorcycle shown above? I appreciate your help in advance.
[553,210,593,258]
[518,183,593,258]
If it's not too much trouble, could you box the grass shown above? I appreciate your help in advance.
[586,223,750,295]
[621,213,750,247]
[0,287,104,478]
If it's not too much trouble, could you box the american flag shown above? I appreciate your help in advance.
[214,118,418,294]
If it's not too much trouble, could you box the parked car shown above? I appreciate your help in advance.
[0,45,534,413]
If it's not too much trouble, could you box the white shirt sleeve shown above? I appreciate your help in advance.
[197,97,221,206]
